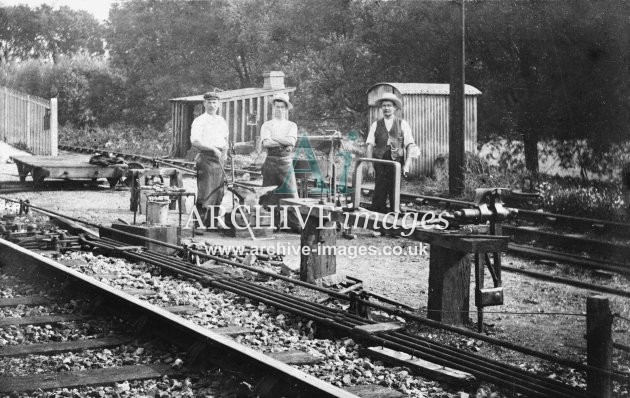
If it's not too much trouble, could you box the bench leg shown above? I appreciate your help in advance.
[16,163,30,182]
[32,167,50,186]
[427,247,471,325]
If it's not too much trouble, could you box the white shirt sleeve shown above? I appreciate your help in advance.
[365,121,378,146]
[259,121,271,142]
[259,121,274,148]
[190,117,204,148]
[287,122,298,146]
[401,120,415,146]
[190,114,229,150]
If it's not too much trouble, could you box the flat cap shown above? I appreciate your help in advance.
[203,91,220,100]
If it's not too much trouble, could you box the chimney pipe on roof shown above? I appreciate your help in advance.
[263,71,285,89]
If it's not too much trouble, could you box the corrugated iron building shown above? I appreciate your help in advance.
[170,71,295,158]
[367,82,481,176]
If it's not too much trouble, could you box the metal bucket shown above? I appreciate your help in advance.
[146,198,170,225]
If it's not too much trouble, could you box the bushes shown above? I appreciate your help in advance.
[423,146,628,221]
[1,54,131,128]
[421,152,525,201]
[538,178,626,221]
[59,123,171,157]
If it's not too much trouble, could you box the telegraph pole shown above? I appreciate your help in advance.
[449,0,465,196]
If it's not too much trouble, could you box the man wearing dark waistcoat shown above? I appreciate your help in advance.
[366,92,418,213]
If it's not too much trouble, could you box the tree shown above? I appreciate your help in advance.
[0,4,104,64]
[466,0,630,175]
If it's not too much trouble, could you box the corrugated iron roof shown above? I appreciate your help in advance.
[367,83,482,96]
[170,87,295,102]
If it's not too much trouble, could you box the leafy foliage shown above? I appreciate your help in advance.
[0,4,104,64]
[59,123,171,157]
[2,0,629,172]
[538,179,626,221]
[0,54,128,127]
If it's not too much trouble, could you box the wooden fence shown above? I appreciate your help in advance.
[0,86,58,156]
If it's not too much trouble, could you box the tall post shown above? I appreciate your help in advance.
[449,0,465,196]
[50,98,58,156]
[586,295,613,398]
[26,98,31,151]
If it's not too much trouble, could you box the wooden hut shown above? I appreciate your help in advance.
[367,82,482,176]
[170,71,295,158]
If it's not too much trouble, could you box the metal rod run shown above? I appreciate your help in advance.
[5,198,627,384]
[91,238,593,398]
[502,266,630,298]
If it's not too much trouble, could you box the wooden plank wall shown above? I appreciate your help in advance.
[172,95,275,158]
[0,87,56,155]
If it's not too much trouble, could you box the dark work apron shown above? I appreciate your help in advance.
[195,151,225,210]
[261,150,298,206]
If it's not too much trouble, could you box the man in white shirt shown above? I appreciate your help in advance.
[190,91,229,220]
[260,93,299,223]
[366,92,419,213]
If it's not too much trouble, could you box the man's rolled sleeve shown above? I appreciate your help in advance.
[401,120,415,146]
[260,123,271,142]
[366,121,378,146]
[287,122,298,146]
[190,119,204,147]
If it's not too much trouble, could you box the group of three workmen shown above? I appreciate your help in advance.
[190,90,418,227]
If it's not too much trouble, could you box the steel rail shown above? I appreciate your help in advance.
[0,238,357,398]
[58,144,261,176]
[64,230,630,383]
[4,195,627,383]
[0,180,103,194]
[92,238,594,398]
[502,225,630,261]
[364,188,630,236]
[361,189,630,273]
[211,274,587,398]
[48,146,630,235]
[507,243,630,276]
[501,265,630,298]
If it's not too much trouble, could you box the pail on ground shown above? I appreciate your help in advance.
[146,198,170,225]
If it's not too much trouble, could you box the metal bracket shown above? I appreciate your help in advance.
[348,290,371,319]
[475,249,504,333]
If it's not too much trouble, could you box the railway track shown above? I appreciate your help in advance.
[0,239,362,397]
[3,199,625,398]
[59,144,630,268]
[0,251,224,396]
[0,179,106,195]
[51,144,630,296]
[361,188,630,275]
[57,144,261,177]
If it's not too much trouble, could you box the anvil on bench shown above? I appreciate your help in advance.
[227,182,278,207]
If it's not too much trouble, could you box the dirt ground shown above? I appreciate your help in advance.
[1,151,629,393]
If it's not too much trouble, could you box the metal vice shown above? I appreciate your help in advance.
[454,188,518,332]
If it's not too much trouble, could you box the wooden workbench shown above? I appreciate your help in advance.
[11,155,128,187]
[281,198,509,325]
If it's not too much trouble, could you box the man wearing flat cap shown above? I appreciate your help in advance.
[190,91,229,223]
[260,93,299,225]
[366,92,419,213]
